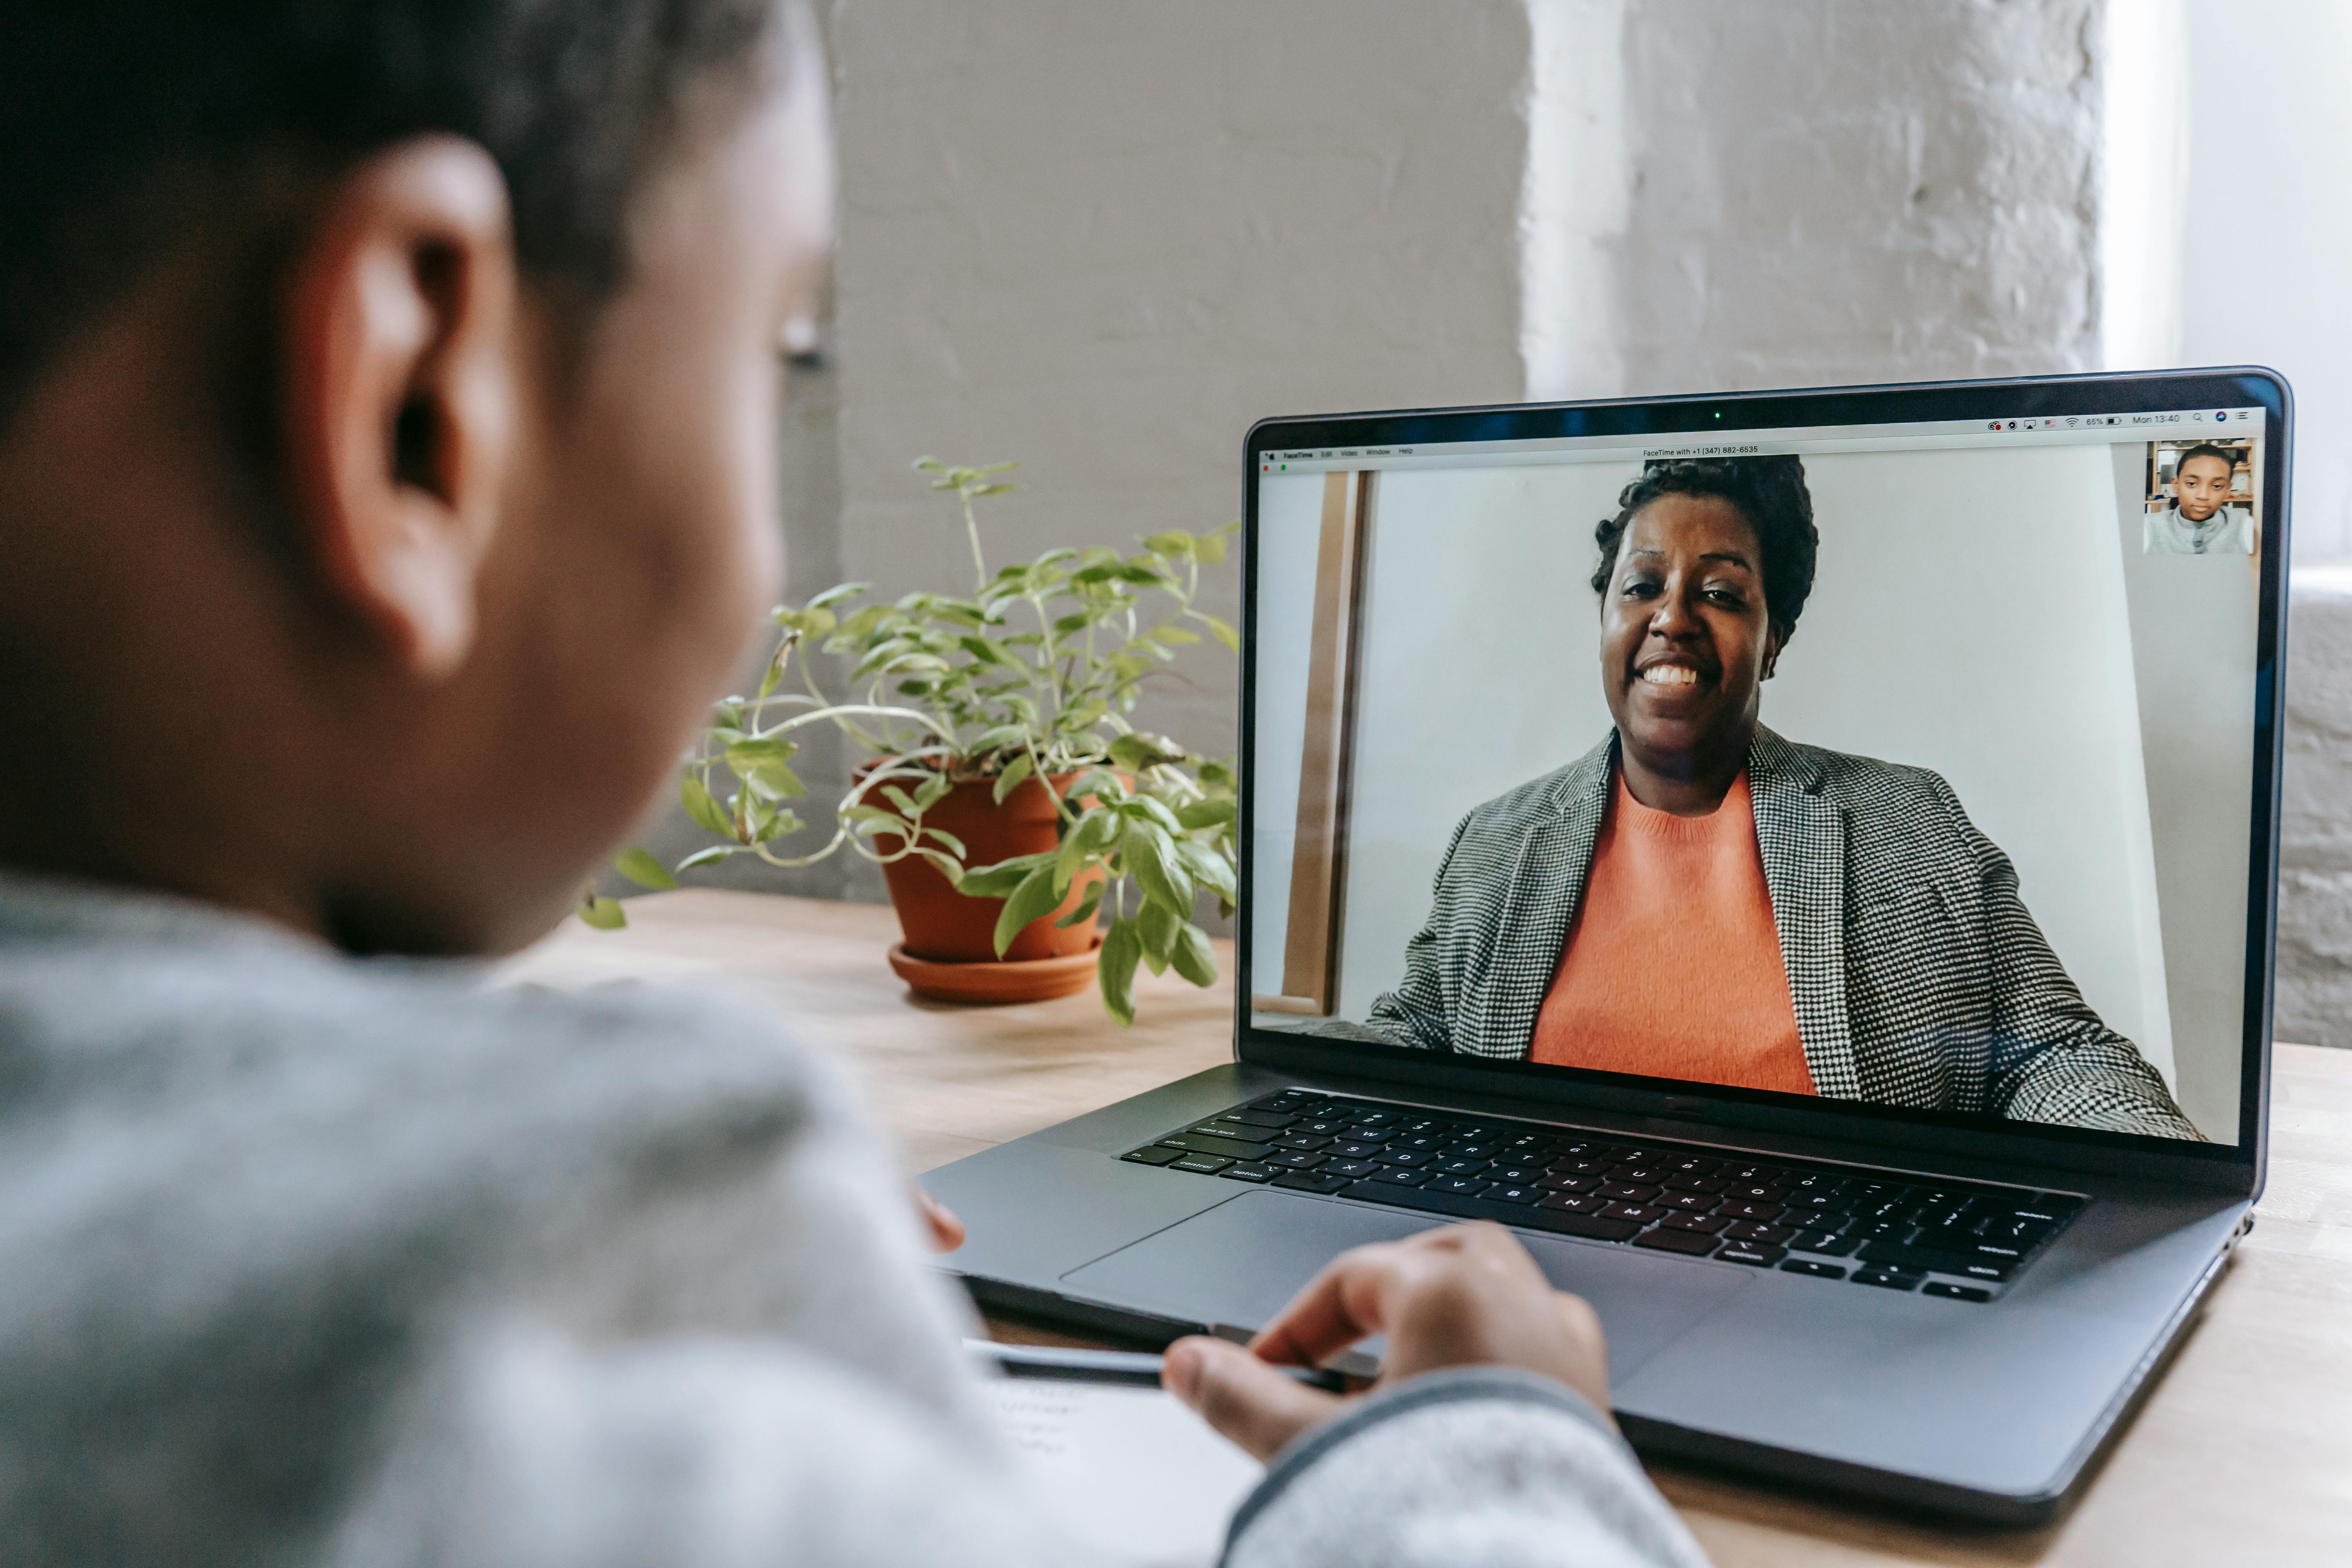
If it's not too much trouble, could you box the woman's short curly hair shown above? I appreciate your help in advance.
[1590,456,1820,648]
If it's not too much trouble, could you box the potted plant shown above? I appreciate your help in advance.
[586,460,1241,1026]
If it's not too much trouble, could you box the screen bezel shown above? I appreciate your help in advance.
[1235,368,2288,1189]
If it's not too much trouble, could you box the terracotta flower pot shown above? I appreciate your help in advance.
[872,769,1106,1002]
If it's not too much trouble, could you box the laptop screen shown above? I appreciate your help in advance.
[1243,393,2277,1149]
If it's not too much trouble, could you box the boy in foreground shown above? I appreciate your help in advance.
[0,4,1708,1564]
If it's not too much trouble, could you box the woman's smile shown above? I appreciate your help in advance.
[1597,491,1780,814]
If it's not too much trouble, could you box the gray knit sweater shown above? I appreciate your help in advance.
[0,873,1708,1568]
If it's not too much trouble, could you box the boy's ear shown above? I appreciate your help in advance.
[281,137,518,680]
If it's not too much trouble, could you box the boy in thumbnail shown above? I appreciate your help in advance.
[2146,443,2255,554]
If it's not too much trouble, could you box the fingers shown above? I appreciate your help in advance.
[1250,1222,1614,1416]
[1163,1336,1342,1463]
[912,1186,965,1253]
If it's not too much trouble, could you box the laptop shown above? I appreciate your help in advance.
[920,369,2286,1523]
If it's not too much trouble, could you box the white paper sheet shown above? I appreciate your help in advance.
[980,1378,1265,1568]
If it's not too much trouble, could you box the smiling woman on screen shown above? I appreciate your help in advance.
[1364,456,2203,1141]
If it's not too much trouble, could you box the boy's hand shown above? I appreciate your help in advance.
[1161,1221,1609,1462]
[914,1187,965,1252]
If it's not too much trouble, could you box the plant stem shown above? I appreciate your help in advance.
[962,485,988,593]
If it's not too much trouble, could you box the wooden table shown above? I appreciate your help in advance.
[508,889,2352,1568]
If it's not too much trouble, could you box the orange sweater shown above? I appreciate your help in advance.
[1530,769,1815,1095]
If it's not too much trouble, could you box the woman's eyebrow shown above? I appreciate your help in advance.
[1699,550,1754,570]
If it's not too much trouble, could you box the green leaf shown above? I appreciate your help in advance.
[1107,733,1160,773]
[1194,531,1227,566]
[1152,625,1201,646]
[1201,615,1241,653]
[613,847,678,890]
[1127,793,1185,835]
[1138,898,1180,975]
[993,864,1063,956]
[1197,759,1238,792]
[1123,821,1195,916]
[880,784,922,817]
[912,771,953,808]
[1052,613,1095,639]
[681,772,733,837]
[1054,880,1105,929]
[1060,768,1126,807]
[1143,530,1194,558]
[915,848,966,884]
[1174,797,1237,831]
[1171,921,1218,987]
[1098,918,1142,1027]
[677,846,736,871]
[808,581,868,611]
[957,852,1053,899]
[726,737,806,799]
[751,808,804,844]
[577,894,627,931]
[1053,804,1114,895]
[992,749,1036,804]
[921,826,967,858]
[956,634,1005,664]
[1174,838,1237,900]
[972,723,1031,753]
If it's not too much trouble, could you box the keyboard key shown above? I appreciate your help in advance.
[1723,1221,1793,1245]
[1780,1259,1846,1279]
[1348,1111,1401,1128]
[1267,1151,1328,1170]
[1601,1202,1666,1224]
[1852,1268,1922,1291]
[1121,1145,1183,1166]
[1293,1119,1351,1137]
[1379,1151,1437,1169]
[1171,1154,1232,1174]
[1429,1176,1492,1196]
[1664,1174,1728,1194]
[1486,1185,1543,1206]
[1195,1120,1269,1141]
[1217,1163,1277,1183]
[1396,1134,1449,1153]
[1249,1093,1322,1112]
[1539,1193,1607,1215]
[1857,1242,2016,1281]
[1157,1132,1272,1160]
[1725,1183,1792,1205]
[1367,1166,1431,1188]
[1598,1181,1661,1203]
[1273,1171,1352,1194]
[1275,1134,1334,1152]
[1492,1165,1546,1184]
[1789,1230,1859,1256]
[1923,1281,1994,1302]
[1436,1157,1490,1177]
[1523,1210,1644,1242]
[1716,1243,1787,1267]
[1550,1158,1613,1177]
[1662,1191,1720,1212]
[1323,1159,1382,1179]
[1720,1200,1785,1221]
[1633,1226,1719,1256]
[1540,1172,1602,1193]
[1221,1108,1298,1129]
[1662,1210,1730,1233]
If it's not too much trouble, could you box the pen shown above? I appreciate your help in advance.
[964,1338,1352,1393]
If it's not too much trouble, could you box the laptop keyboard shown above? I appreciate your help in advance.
[1119,1089,2085,1301]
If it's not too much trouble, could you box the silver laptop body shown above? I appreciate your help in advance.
[922,370,2285,1522]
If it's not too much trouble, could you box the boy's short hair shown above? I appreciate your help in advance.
[0,0,779,426]
[2176,443,2239,476]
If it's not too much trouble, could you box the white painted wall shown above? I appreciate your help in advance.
[1526,0,2107,400]
[829,0,1539,855]
[1254,441,2267,1133]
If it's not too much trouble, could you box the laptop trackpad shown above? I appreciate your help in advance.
[1060,1190,1751,1386]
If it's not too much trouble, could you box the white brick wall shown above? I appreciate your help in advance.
[2281,572,2352,1046]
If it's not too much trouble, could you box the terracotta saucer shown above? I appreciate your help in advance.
[886,938,1102,1005]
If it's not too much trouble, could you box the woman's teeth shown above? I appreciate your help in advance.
[1640,665,1699,687]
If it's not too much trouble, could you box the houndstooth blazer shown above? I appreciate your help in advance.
[1361,727,2205,1141]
